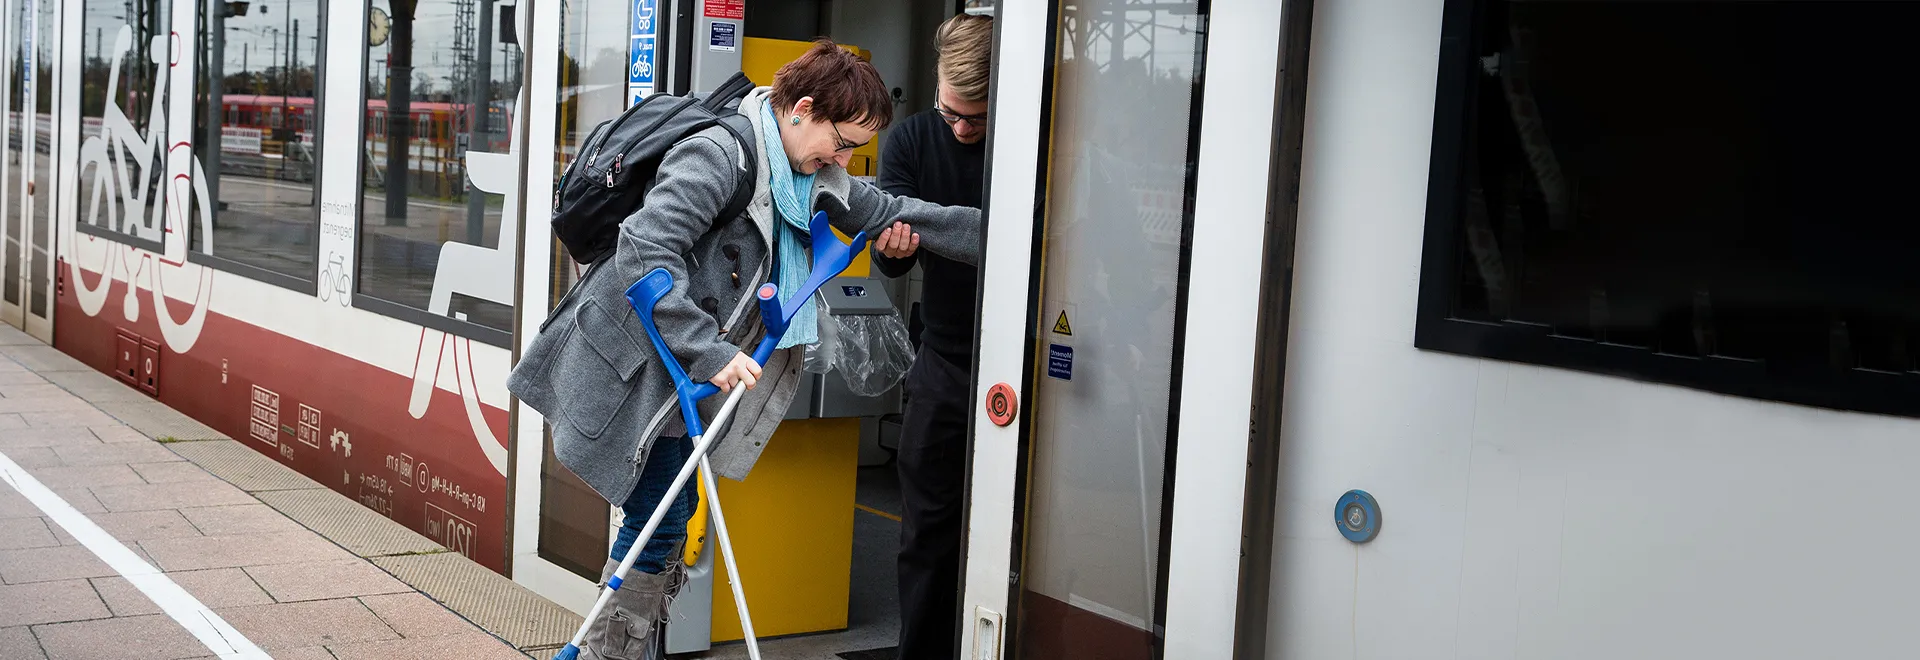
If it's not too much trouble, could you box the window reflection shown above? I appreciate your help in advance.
[189,0,324,280]
[359,0,524,333]
[75,0,171,249]
[1,0,50,312]
[1016,2,1206,659]
[537,0,624,582]
[26,0,52,316]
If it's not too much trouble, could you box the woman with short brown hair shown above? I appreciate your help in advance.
[510,39,980,659]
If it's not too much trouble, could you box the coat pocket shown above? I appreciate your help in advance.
[553,297,652,439]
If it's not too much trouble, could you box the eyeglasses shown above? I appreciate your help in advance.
[934,99,988,128]
[829,122,862,153]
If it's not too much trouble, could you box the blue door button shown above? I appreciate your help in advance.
[1335,490,1382,544]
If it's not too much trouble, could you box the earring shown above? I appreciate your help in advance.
[791,115,802,125]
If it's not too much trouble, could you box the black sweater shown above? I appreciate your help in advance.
[872,109,986,367]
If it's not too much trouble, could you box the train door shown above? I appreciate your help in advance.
[0,0,55,341]
[960,0,1291,658]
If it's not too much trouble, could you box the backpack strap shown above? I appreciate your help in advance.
[714,113,759,225]
[704,71,757,113]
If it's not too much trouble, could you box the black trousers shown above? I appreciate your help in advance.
[895,345,970,660]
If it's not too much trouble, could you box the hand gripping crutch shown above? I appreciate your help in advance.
[554,211,868,660]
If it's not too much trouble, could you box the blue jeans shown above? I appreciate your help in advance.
[609,436,699,575]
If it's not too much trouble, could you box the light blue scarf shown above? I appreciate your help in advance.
[758,103,818,349]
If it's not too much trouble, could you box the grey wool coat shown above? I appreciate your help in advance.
[509,87,982,506]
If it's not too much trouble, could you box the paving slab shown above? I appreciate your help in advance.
[0,579,112,627]
[0,427,102,449]
[138,531,358,572]
[0,372,46,387]
[0,345,91,372]
[90,568,276,617]
[90,481,257,512]
[359,592,487,639]
[20,409,124,429]
[0,396,95,414]
[215,598,402,649]
[328,632,533,659]
[24,464,146,488]
[0,625,48,659]
[49,441,184,467]
[88,426,153,444]
[69,509,204,543]
[0,545,117,585]
[245,559,413,603]
[0,371,50,385]
[38,369,153,404]
[2,332,546,659]
[128,461,221,484]
[1,383,69,399]
[0,517,59,551]
[32,614,209,660]
[177,503,311,536]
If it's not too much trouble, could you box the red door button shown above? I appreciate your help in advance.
[985,383,1017,427]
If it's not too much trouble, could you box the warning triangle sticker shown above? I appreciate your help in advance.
[1052,310,1073,336]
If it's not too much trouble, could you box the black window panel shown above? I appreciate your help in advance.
[357,0,524,337]
[1416,0,1920,417]
[188,0,326,284]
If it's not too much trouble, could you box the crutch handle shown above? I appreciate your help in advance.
[623,211,869,437]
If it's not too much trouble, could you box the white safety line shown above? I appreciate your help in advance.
[0,448,273,660]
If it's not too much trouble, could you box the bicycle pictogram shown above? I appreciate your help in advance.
[69,26,215,353]
[318,252,350,305]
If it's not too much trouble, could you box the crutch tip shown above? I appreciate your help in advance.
[552,644,581,660]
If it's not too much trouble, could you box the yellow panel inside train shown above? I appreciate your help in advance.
[678,35,880,644]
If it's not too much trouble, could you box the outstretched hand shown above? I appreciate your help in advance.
[876,222,920,259]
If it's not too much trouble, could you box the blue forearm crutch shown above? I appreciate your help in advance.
[554,211,868,660]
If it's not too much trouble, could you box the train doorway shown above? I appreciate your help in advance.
[511,0,987,657]
[959,0,1293,657]
[0,0,57,342]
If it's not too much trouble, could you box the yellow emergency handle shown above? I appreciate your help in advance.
[683,470,709,566]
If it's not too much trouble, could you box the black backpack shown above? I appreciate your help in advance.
[551,71,760,265]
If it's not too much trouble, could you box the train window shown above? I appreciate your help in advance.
[75,0,173,249]
[355,0,524,342]
[175,0,325,288]
[536,0,627,581]
[1415,0,1920,417]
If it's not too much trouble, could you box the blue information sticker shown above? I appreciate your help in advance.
[626,0,657,104]
[630,0,656,37]
[629,36,655,88]
[709,21,737,52]
[1047,345,1073,381]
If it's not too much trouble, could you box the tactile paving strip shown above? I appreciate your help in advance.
[254,487,448,558]
[372,552,584,652]
[0,323,40,345]
[166,439,318,491]
[95,399,229,441]
[0,343,92,371]
[42,368,159,404]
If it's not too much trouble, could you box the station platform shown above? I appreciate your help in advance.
[0,323,571,659]
[1,322,907,660]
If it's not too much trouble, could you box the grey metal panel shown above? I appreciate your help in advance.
[814,372,900,419]
[689,0,743,94]
[818,276,897,315]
